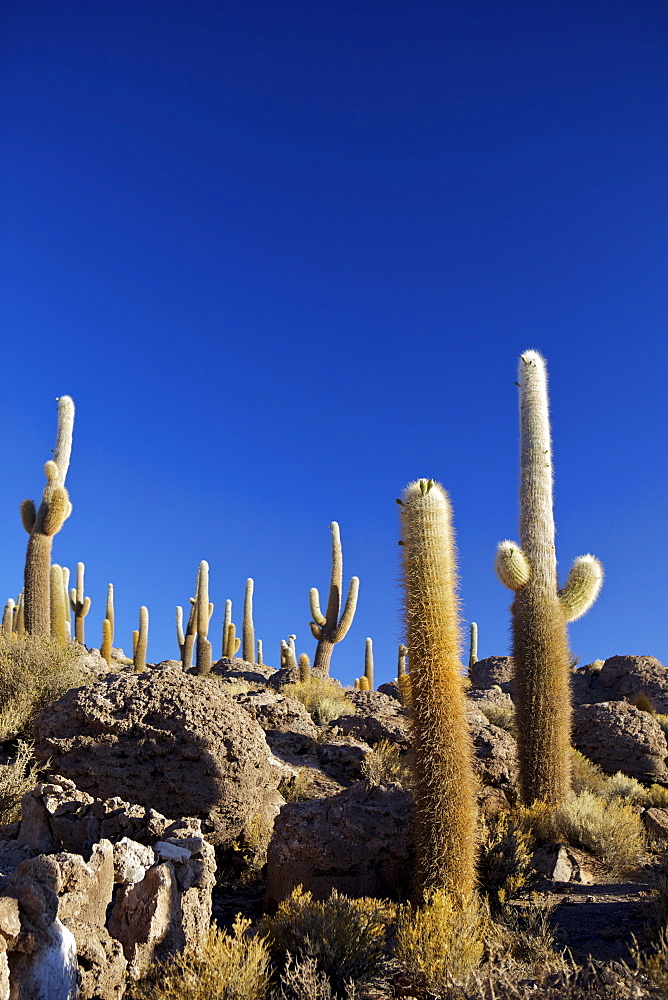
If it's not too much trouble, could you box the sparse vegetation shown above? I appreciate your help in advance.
[0,740,42,823]
[278,768,323,802]
[360,739,410,787]
[477,701,516,733]
[478,813,538,914]
[630,692,657,714]
[282,675,355,725]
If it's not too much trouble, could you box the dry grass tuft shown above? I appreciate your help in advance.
[570,750,608,796]
[0,741,42,823]
[360,740,410,788]
[282,677,355,726]
[630,692,657,715]
[0,634,91,740]
[521,790,646,873]
[262,886,395,995]
[477,702,516,734]
[394,889,488,993]
[278,769,323,802]
[129,917,271,1000]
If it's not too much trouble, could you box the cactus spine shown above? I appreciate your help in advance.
[134,607,148,671]
[400,478,478,898]
[69,562,91,644]
[22,396,75,636]
[364,637,374,691]
[309,522,359,676]
[243,578,255,662]
[298,653,311,682]
[468,622,478,670]
[495,351,603,806]
[195,561,214,675]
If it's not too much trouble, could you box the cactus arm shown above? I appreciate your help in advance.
[53,396,75,482]
[20,500,36,534]
[330,576,359,642]
[309,588,326,627]
[309,621,322,640]
[182,600,196,669]
[176,606,184,652]
[243,578,255,662]
[495,541,531,590]
[324,521,343,626]
[558,554,604,622]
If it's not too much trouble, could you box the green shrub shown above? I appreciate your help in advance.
[129,917,271,1000]
[521,791,646,873]
[261,887,394,995]
[0,634,91,739]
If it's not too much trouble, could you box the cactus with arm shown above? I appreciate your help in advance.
[495,351,603,806]
[22,396,75,636]
[69,562,91,645]
[309,522,359,676]
[400,478,478,898]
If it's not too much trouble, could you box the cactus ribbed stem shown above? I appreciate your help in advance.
[468,622,478,670]
[50,565,69,644]
[222,600,232,658]
[69,562,91,645]
[299,653,310,682]
[134,607,148,672]
[397,644,408,678]
[243,578,255,662]
[101,618,112,666]
[256,639,263,665]
[364,637,374,691]
[309,522,359,676]
[2,600,15,638]
[401,478,478,899]
[106,584,115,640]
[195,561,213,675]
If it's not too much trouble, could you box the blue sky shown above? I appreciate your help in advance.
[1,0,667,686]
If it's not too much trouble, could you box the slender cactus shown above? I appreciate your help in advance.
[495,351,603,806]
[256,639,263,665]
[468,622,478,670]
[353,678,360,690]
[397,643,408,677]
[69,562,91,645]
[364,637,374,691]
[22,396,75,636]
[299,652,311,682]
[309,522,359,676]
[243,578,255,662]
[224,622,240,658]
[15,592,25,635]
[49,565,69,644]
[280,636,298,671]
[222,600,232,658]
[401,478,478,898]
[61,567,71,639]
[101,619,113,666]
[106,584,115,643]
[134,607,148,672]
[2,600,15,638]
[132,630,139,658]
[195,561,214,675]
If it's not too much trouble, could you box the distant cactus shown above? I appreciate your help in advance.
[243,578,255,663]
[358,675,371,691]
[299,653,311,682]
[101,619,112,666]
[495,351,603,806]
[195,561,214,675]
[353,678,360,690]
[222,599,232,658]
[22,396,74,636]
[281,636,298,671]
[49,565,69,644]
[69,562,91,645]
[132,630,139,658]
[397,643,408,677]
[309,522,359,676]
[15,592,24,635]
[224,622,240,658]
[106,584,115,643]
[468,622,478,670]
[134,607,148,672]
[2,600,15,638]
[400,478,478,898]
[364,637,374,691]
[256,639,263,664]
[61,567,71,639]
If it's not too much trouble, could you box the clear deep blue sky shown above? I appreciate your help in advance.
[1,1,667,685]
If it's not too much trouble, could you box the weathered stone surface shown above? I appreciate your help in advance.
[65,922,126,1000]
[33,666,278,845]
[234,690,318,738]
[377,681,401,702]
[643,808,668,840]
[345,690,399,713]
[212,657,278,685]
[598,656,668,712]
[532,843,594,885]
[265,781,414,907]
[573,702,668,783]
[469,656,514,692]
[113,839,155,886]
[55,841,114,926]
[330,712,410,747]
[314,737,372,785]
[467,708,518,794]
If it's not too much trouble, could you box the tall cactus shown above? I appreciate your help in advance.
[495,351,603,806]
[106,584,115,644]
[69,562,91,644]
[364,637,374,691]
[400,478,478,898]
[100,619,113,666]
[195,561,214,675]
[22,396,75,636]
[134,606,148,672]
[2,600,15,638]
[468,622,478,670]
[243,578,255,662]
[309,522,359,676]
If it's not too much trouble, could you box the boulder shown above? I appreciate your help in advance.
[377,681,402,702]
[467,708,518,795]
[33,666,278,845]
[598,656,668,712]
[211,657,277,686]
[233,690,318,738]
[329,712,410,747]
[644,808,668,840]
[265,781,414,907]
[573,702,668,783]
[469,656,514,692]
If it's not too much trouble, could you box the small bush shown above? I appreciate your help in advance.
[487,901,563,976]
[521,791,646,873]
[477,702,515,734]
[478,814,538,914]
[570,750,608,797]
[130,916,271,1000]
[394,889,487,993]
[587,659,604,675]
[0,741,42,823]
[0,634,91,740]
[282,677,355,726]
[601,771,645,802]
[275,954,334,1000]
[360,740,410,788]
[261,887,395,995]
[645,784,668,809]
[278,769,323,802]
[630,692,657,714]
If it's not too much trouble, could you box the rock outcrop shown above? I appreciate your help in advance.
[469,656,514,692]
[33,665,278,845]
[573,702,668,783]
[598,656,668,712]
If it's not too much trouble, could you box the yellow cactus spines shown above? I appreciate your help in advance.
[22,396,75,636]
[224,621,240,658]
[497,351,603,807]
[364,637,374,691]
[309,522,359,676]
[132,630,139,658]
[2,600,15,638]
[558,554,604,622]
[194,561,214,675]
[298,653,311,682]
[49,565,69,645]
[243,578,255,662]
[101,618,113,666]
[134,607,148,671]
[69,562,91,644]
[495,540,531,590]
[400,478,478,898]
[15,592,25,635]
[358,675,371,691]
[397,671,412,708]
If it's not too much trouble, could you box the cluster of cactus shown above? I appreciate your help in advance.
[176,562,214,673]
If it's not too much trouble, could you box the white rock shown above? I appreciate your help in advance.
[154,841,191,862]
